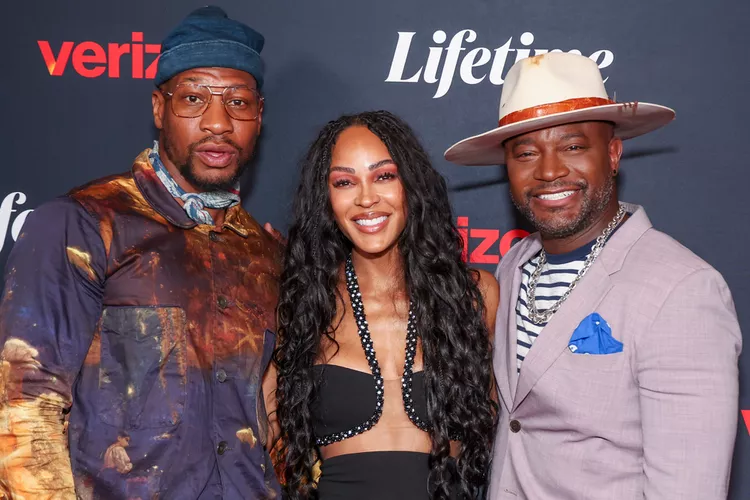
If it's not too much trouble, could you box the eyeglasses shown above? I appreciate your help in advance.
[162,83,264,121]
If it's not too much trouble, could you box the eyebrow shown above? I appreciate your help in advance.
[559,132,587,141]
[177,76,254,88]
[509,132,587,149]
[330,159,395,174]
[509,138,535,148]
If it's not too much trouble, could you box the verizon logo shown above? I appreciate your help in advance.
[457,217,529,264]
[38,32,160,78]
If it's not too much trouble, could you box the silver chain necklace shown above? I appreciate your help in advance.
[527,205,626,325]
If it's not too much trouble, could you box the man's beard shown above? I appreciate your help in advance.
[512,175,615,240]
[163,135,252,192]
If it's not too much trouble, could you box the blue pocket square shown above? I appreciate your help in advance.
[568,313,623,355]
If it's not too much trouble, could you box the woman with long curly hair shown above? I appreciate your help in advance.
[267,110,499,499]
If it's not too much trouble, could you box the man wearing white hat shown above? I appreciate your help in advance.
[445,52,741,499]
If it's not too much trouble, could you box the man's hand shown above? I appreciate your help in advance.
[263,223,288,246]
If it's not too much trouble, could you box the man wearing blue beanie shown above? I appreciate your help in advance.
[0,6,282,499]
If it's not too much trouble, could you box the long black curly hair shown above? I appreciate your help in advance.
[273,110,497,499]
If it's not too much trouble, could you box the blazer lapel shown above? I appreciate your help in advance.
[501,202,653,413]
[495,237,541,410]
[512,258,613,412]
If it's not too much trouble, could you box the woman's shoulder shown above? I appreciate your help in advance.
[473,268,499,298]
[472,268,499,333]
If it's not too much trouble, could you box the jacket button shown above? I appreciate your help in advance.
[217,441,228,455]
[216,369,227,383]
[209,231,220,242]
[217,296,229,309]
[509,419,521,433]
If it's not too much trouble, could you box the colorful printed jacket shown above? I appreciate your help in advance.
[0,149,283,499]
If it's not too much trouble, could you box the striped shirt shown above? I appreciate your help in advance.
[515,243,591,372]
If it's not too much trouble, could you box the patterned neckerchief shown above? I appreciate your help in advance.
[148,141,240,226]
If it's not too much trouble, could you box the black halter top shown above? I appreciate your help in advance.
[311,255,430,446]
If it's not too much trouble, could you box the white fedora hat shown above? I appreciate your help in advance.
[444,52,675,166]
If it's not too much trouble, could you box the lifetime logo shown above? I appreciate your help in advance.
[37,32,161,79]
[386,30,614,99]
[0,192,33,254]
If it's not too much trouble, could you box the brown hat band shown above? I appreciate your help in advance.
[498,97,615,127]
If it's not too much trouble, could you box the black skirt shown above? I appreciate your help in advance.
[315,451,466,500]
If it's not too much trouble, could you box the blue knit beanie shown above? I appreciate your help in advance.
[155,6,265,88]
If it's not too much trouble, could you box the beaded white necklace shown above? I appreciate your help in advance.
[314,255,428,447]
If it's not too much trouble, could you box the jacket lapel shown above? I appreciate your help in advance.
[512,260,612,411]
[495,236,541,410]
[510,202,653,412]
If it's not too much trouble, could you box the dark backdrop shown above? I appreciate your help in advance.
[2,1,748,496]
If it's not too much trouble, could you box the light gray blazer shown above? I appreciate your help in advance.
[489,203,741,499]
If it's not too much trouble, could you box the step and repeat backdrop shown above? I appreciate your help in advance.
[2,0,748,495]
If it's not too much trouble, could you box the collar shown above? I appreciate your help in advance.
[514,202,652,275]
[597,202,652,274]
[131,149,249,238]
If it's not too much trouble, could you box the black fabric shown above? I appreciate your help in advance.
[316,451,433,500]
[311,364,429,439]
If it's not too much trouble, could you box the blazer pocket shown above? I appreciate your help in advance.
[97,306,188,429]
[561,349,625,373]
